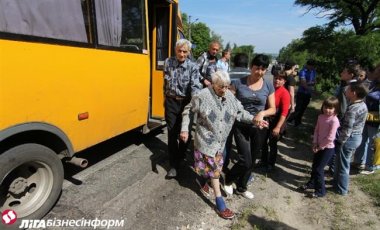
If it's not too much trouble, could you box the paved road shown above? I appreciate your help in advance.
[44,129,211,230]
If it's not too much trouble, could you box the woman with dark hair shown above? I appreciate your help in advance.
[224,54,276,199]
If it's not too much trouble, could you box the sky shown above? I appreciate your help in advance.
[180,0,329,54]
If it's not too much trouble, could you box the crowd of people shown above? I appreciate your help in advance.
[163,38,380,219]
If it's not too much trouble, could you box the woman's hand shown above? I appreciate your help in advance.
[253,112,269,129]
[272,127,280,137]
[290,105,295,113]
[252,119,268,129]
[180,131,189,143]
[254,111,265,126]
[259,120,269,129]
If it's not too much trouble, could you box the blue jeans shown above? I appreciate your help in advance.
[354,124,378,169]
[334,134,362,195]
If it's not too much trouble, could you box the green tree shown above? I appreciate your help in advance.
[279,24,380,94]
[182,12,189,37]
[295,0,380,35]
[190,22,212,57]
[181,13,223,58]
[278,39,309,66]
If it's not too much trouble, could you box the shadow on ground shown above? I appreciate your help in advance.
[63,128,165,184]
[142,134,216,210]
[247,214,298,230]
[237,105,321,193]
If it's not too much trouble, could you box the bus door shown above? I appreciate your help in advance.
[149,0,178,120]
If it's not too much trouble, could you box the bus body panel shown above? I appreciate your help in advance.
[0,39,150,152]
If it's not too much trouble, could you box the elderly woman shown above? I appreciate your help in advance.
[224,54,276,199]
[180,71,267,219]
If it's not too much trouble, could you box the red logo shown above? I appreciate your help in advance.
[2,210,17,225]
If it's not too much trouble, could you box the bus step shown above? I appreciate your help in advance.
[142,118,166,134]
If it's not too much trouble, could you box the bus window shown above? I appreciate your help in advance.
[155,8,169,70]
[95,0,147,52]
[0,0,90,43]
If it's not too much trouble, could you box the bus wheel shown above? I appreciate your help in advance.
[0,143,64,221]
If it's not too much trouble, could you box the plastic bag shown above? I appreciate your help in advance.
[374,132,380,165]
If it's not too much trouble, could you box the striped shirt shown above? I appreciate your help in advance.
[338,100,368,144]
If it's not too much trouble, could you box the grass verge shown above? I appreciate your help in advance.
[352,171,380,207]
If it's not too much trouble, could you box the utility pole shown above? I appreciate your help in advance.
[188,15,198,42]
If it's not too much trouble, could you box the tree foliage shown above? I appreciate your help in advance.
[181,4,380,95]
[181,13,257,60]
[181,13,224,58]
[190,22,213,56]
[278,39,309,66]
[278,24,380,94]
[295,0,380,35]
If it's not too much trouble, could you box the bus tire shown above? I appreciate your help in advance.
[0,143,64,221]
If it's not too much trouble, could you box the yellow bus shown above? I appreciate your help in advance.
[0,0,183,222]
